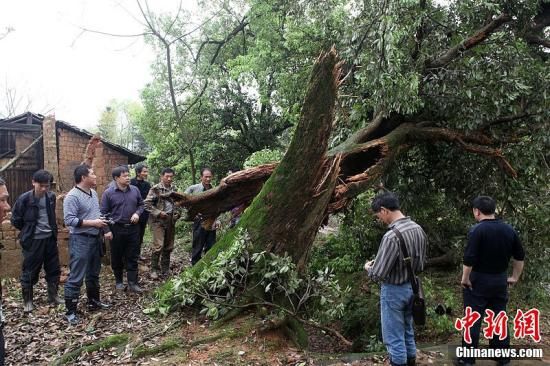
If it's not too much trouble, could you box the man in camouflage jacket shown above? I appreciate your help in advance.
[144,168,180,279]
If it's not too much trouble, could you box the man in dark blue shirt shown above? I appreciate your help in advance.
[101,166,144,293]
[457,196,525,366]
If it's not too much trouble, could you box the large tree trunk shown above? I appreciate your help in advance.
[174,49,515,273]
[192,48,341,272]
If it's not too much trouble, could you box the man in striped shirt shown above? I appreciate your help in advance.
[63,165,112,325]
[365,192,427,366]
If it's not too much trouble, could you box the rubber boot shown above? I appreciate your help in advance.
[114,269,125,290]
[86,286,110,311]
[407,357,416,366]
[150,252,160,280]
[47,282,64,305]
[22,287,34,313]
[127,271,143,293]
[160,251,171,277]
[64,298,79,325]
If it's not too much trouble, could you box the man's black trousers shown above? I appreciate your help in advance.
[191,220,216,265]
[20,235,60,288]
[110,224,140,283]
[461,271,509,364]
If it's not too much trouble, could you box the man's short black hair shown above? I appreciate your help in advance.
[161,167,175,176]
[74,164,91,184]
[472,195,496,215]
[371,191,400,212]
[32,169,53,184]
[135,163,148,175]
[0,177,5,186]
[112,165,129,179]
[200,167,212,176]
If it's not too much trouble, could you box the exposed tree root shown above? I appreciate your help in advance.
[51,334,131,366]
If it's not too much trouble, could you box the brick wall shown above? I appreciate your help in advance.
[94,142,128,198]
[43,116,60,189]
[56,127,90,192]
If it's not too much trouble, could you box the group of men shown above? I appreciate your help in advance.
[1,164,219,329]
[365,192,524,366]
[0,174,526,365]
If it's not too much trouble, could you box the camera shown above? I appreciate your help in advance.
[99,214,115,226]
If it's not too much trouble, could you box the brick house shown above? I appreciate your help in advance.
[0,112,145,277]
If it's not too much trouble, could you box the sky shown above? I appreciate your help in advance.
[0,0,190,129]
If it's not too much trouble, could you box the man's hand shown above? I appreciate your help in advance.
[213,220,221,230]
[159,211,167,219]
[104,232,113,240]
[91,219,107,228]
[364,260,375,272]
[130,213,139,224]
[507,276,518,287]
[461,278,472,289]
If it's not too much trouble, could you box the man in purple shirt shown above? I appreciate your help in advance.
[101,166,144,293]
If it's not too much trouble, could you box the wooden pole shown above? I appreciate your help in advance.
[0,134,43,173]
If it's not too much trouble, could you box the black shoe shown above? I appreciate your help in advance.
[127,283,143,293]
[115,282,125,291]
[407,357,416,366]
[86,287,110,311]
[22,287,34,313]
[87,298,111,311]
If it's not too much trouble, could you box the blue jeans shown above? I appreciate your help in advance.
[381,282,416,365]
[64,234,102,299]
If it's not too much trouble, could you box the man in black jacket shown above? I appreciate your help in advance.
[11,170,62,312]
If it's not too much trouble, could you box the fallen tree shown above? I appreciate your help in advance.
[149,1,548,347]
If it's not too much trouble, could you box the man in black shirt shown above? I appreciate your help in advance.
[457,196,525,366]
[130,163,151,262]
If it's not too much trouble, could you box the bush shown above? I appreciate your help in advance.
[243,148,284,168]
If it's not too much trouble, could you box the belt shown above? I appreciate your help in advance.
[74,232,99,238]
[114,222,134,228]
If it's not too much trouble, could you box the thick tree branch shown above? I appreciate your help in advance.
[425,13,512,69]
[480,112,535,130]
[170,121,517,220]
[195,17,249,65]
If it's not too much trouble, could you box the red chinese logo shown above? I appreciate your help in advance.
[455,306,481,344]
[483,309,508,340]
[514,308,541,342]
[456,308,542,343]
